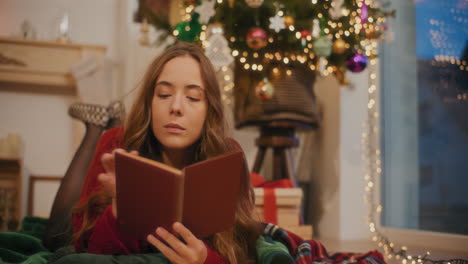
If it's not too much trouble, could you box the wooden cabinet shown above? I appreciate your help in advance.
[0,37,106,90]
[0,158,21,231]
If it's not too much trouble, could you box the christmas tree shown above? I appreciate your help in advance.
[142,0,394,84]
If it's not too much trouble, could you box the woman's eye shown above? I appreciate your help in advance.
[187,96,201,102]
[158,94,170,98]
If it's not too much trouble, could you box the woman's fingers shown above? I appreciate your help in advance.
[172,222,199,246]
[97,172,116,197]
[147,232,183,264]
[156,227,188,254]
[101,153,114,173]
[172,222,207,261]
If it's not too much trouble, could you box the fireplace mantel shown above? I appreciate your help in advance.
[0,37,106,91]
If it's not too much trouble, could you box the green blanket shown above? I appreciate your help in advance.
[0,217,293,264]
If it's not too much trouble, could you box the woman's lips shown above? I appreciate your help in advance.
[164,123,185,134]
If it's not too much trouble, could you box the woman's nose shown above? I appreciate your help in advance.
[170,94,183,115]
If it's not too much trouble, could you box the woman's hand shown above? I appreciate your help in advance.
[147,222,207,264]
[98,148,138,217]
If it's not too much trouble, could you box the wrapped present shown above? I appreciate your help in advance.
[251,172,313,239]
[254,188,302,227]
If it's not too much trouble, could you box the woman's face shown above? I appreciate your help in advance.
[151,55,208,151]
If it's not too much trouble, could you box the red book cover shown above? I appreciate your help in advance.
[114,150,243,239]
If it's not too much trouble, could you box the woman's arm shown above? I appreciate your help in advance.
[87,205,143,254]
[72,127,124,251]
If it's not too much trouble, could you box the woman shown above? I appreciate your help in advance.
[73,42,261,263]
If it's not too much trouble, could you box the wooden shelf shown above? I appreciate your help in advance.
[0,37,106,91]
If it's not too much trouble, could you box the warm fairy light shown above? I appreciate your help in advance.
[244,63,250,69]
[224,75,231,81]
[318,13,323,18]
[289,25,295,31]
[311,0,317,4]
[253,52,259,58]
[278,10,284,16]
[286,69,292,76]
[240,57,246,63]
[230,36,236,42]
[173,30,180,36]
[232,50,239,56]
[258,65,263,71]
[272,67,280,75]
[252,64,257,70]
[283,57,289,64]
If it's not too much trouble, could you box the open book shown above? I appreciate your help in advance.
[114,150,244,239]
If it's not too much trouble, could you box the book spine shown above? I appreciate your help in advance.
[176,174,185,223]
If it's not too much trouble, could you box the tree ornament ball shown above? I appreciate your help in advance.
[175,20,202,42]
[284,16,294,27]
[345,53,368,73]
[332,39,347,54]
[300,29,310,39]
[365,27,382,39]
[255,79,274,100]
[245,0,264,8]
[313,36,333,57]
[246,27,267,50]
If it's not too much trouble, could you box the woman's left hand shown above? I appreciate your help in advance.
[147,222,207,264]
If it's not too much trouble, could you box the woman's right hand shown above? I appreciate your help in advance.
[98,148,138,217]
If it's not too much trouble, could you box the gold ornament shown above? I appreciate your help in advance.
[245,0,264,8]
[332,39,347,54]
[333,66,349,85]
[365,26,382,39]
[255,78,274,100]
[284,16,294,27]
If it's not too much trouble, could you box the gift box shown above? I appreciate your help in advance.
[253,187,313,240]
[254,188,302,226]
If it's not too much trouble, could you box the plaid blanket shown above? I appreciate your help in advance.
[263,223,386,264]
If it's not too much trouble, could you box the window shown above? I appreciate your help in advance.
[380,0,468,237]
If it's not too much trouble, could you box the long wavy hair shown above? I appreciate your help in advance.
[75,42,260,263]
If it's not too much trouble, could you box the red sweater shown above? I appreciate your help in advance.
[73,127,228,264]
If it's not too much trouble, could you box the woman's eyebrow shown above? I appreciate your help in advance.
[186,84,204,91]
[155,81,204,91]
[155,80,173,87]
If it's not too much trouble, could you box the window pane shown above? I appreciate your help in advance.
[381,0,468,235]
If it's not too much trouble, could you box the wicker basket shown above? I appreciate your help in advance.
[234,61,321,129]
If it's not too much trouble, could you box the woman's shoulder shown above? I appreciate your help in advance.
[227,138,243,151]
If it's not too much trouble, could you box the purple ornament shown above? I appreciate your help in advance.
[360,3,368,24]
[345,53,368,73]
